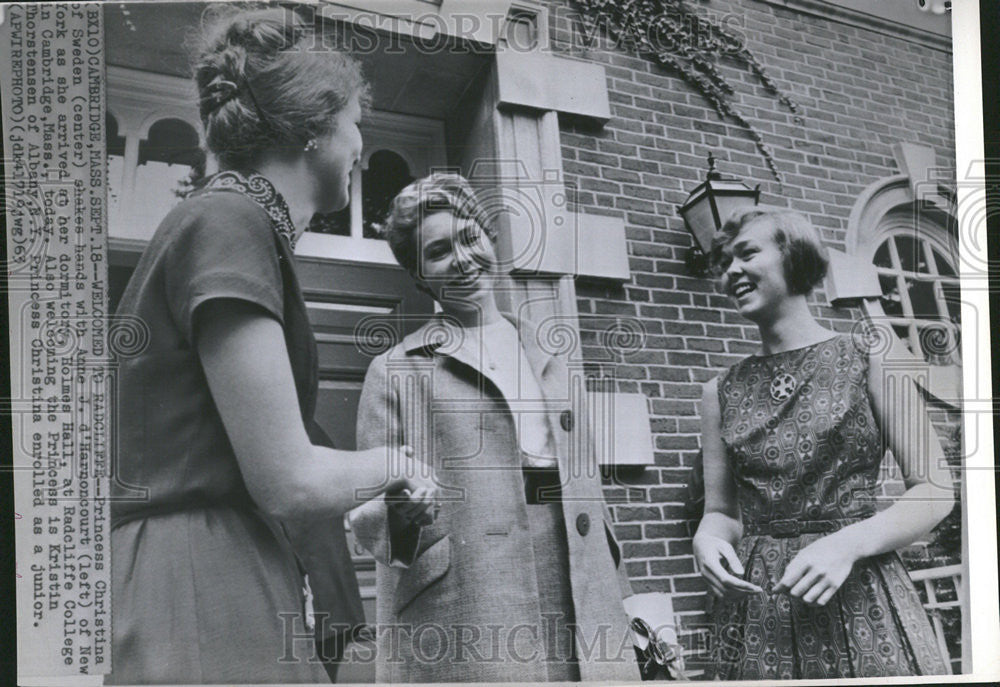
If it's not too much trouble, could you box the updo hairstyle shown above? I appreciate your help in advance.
[192,6,370,170]
[383,173,496,276]
[709,207,829,295]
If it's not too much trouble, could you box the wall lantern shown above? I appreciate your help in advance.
[678,153,760,276]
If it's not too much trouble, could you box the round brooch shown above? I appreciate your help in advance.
[770,372,797,402]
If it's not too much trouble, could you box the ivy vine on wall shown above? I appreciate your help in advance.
[569,0,801,182]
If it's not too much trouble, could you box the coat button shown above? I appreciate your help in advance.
[560,409,574,432]
[576,513,590,536]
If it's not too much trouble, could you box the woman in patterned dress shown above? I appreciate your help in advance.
[109,8,436,683]
[692,208,954,679]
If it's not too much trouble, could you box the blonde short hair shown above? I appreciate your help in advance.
[709,208,829,295]
[383,173,495,274]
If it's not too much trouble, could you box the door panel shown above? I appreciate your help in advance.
[315,383,362,455]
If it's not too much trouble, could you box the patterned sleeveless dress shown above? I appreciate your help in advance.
[710,334,948,679]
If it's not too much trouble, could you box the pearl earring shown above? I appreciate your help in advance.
[303,139,318,152]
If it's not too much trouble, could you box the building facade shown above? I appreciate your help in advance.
[104,0,963,676]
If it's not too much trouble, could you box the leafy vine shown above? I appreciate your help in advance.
[568,0,801,182]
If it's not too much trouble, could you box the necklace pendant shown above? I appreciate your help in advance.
[770,372,797,402]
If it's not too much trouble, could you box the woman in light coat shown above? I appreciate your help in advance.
[351,174,640,682]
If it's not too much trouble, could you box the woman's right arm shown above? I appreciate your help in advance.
[692,377,763,598]
[195,299,431,523]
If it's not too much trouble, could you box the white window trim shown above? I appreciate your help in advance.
[846,175,962,405]
[864,216,960,366]
[298,110,446,264]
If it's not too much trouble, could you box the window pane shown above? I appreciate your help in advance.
[873,230,961,369]
[879,274,904,317]
[305,150,415,238]
[506,12,538,50]
[362,150,414,239]
[894,235,923,273]
[907,278,940,319]
[934,248,957,277]
[917,321,959,366]
[308,208,351,236]
[138,118,200,167]
[873,241,893,269]
[133,119,203,221]
[941,281,961,325]
[106,112,126,157]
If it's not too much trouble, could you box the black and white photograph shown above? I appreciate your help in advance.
[2,0,997,684]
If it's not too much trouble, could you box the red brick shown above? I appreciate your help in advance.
[654,434,700,450]
[644,522,691,539]
[649,486,691,502]
[649,558,695,576]
[685,337,726,352]
[639,304,680,320]
[631,579,672,594]
[623,541,667,558]
[671,575,709,595]
[669,539,694,556]
[617,505,663,522]
[612,524,643,540]
[659,382,702,399]
[665,351,707,367]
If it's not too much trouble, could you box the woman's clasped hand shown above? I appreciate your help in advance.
[771,532,859,607]
[692,533,762,599]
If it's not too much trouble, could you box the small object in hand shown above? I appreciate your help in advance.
[386,488,410,504]
[630,616,687,680]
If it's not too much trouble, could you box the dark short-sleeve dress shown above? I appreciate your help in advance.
[108,172,341,684]
[709,334,949,679]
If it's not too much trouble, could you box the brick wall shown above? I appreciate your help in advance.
[545,0,956,662]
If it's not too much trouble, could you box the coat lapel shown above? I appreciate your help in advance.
[401,312,561,399]
[402,312,574,472]
[400,314,486,381]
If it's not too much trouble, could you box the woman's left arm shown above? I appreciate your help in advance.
[776,345,956,606]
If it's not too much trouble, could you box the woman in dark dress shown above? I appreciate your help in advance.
[109,8,435,684]
[693,208,954,679]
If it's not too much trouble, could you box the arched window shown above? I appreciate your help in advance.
[870,212,960,366]
[361,149,415,238]
[848,176,961,372]
[307,147,416,239]
[133,118,204,225]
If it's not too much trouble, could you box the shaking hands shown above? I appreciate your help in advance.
[386,444,440,528]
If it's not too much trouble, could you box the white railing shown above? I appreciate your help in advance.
[908,563,963,674]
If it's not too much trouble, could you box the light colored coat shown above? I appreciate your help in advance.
[352,313,640,683]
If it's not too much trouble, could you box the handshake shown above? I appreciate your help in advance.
[383,444,440,528]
